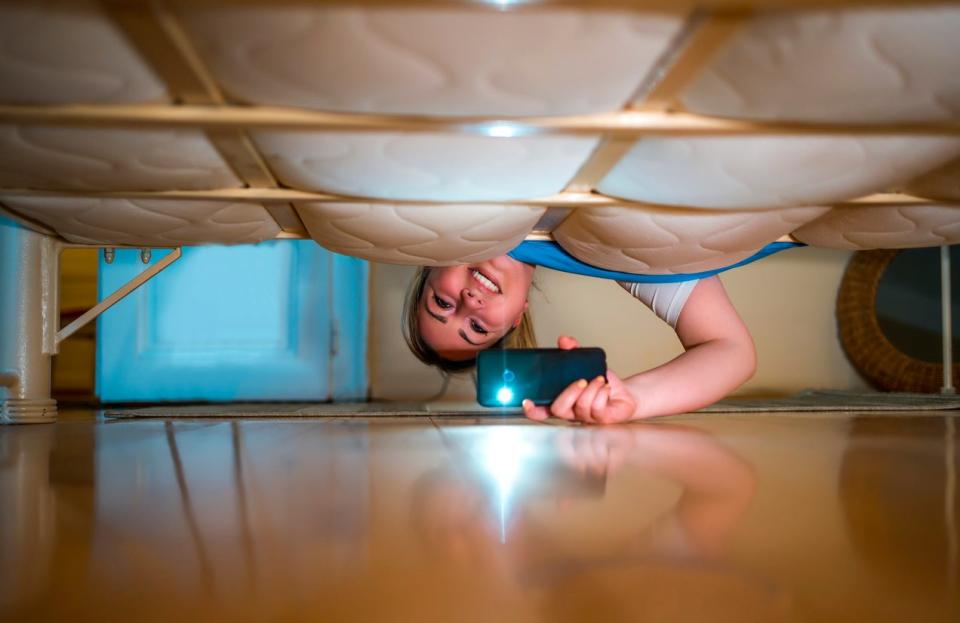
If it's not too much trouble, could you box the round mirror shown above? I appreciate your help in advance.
[876,247,960,364]
[837,248,960,393]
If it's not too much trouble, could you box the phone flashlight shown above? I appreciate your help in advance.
[477,348,607,408]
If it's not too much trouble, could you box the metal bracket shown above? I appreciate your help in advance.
[55,248,183,347]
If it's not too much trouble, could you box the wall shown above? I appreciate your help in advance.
[52,248,98,398]
[51,243,875,403]
[369,247,872,402]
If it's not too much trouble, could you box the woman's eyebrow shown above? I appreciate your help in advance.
[424,294,448,324]
[426,308,447,324]
[458,329,480,346]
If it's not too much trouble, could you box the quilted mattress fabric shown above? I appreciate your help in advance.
[252,132,600,201]
[0,1,243,230]
[178,5,683,116]
[0,0,168,105]
[296,202,544,266]
[680,6,960,122]
[553,205,830,275]
[597,136,960,209]
[0,196,280,246]
[178,4,679,203]
[0,125,242,191]
[179,2,960,259]
[793,204,960,249]
[0,2,958,266]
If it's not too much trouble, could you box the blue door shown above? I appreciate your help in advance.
[96,241,367,402]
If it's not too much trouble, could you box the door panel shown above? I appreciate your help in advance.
[96,241,367,402]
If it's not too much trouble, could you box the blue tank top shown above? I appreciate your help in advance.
[507,240,803,283]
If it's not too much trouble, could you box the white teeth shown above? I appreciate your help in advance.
[472,269,500,294]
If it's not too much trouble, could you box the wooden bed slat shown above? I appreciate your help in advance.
[3,103,956,135]
[104,0,307,236]
[564,9,749,193]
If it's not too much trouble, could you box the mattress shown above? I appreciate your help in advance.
[0,0,958,271]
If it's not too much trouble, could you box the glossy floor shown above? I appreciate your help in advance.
[1,411,958,623]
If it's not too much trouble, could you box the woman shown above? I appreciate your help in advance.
[403,239,796,424]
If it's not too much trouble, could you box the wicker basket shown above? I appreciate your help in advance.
[837,250,959,393]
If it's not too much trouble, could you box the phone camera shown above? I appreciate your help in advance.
[502,369,515,383]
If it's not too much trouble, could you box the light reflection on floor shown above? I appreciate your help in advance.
[0,411,957,622]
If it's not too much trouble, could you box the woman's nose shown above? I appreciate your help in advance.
[461,288,483,308]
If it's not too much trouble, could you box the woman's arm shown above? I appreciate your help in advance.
[623,275,756,419]
[522,276,756,423]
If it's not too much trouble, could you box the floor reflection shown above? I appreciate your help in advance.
[0,413,957,622]
[413,424,788,621]
[93,420,370,615]
[0,424,57,613]
[839,416,959,623]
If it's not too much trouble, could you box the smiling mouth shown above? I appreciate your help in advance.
[471,268,501,294]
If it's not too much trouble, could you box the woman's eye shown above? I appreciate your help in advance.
[433,294,452,310]
[470,320,488,335]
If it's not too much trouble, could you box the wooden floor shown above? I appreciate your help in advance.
[1,410,957,623]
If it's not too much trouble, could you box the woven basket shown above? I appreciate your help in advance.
[837,250,959,393]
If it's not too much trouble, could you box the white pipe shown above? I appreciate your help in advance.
[942,246,955,394]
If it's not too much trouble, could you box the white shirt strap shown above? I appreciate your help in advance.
[616,280,699,329]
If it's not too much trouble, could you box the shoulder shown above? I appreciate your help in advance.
[617,280,700,329]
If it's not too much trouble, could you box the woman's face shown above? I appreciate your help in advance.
[418,255,535,361]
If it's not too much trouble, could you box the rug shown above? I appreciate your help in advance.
[104,389,960,419]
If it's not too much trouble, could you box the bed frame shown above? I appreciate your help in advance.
[2,0,959,422]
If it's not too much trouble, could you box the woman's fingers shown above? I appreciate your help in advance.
[574,376,605,422]
[557,335,580,350]
[521,399,549,421]
[523,370,633,425]
[549,379,588,420]
[522,377,598,423]
[591,385,610,421]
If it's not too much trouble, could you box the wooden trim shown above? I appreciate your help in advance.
[263,203,310,233]
[15,0,958,10]
[530,207,573,237]
[4,103,957,136]
[563,138,640,193]
[103,2,225,105]
[564,9,748,192]
[0,187,612,205]
[634,10,749,112]
[205,129,278,187]
[562,11,698,192]
[838,193,951,207]
[3,187,954,209]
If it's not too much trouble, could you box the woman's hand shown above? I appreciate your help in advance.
[555,426,639,475]
[521,335,637,424]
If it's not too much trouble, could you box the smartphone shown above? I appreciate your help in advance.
[476,348,607,408]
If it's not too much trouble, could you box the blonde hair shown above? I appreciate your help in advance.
[402,266,537,373]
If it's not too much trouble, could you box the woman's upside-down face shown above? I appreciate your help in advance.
[418,255,535,361]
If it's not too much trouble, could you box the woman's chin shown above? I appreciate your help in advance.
[487,255,535,290]
[434,347,479,362]
[488,254,523,270]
